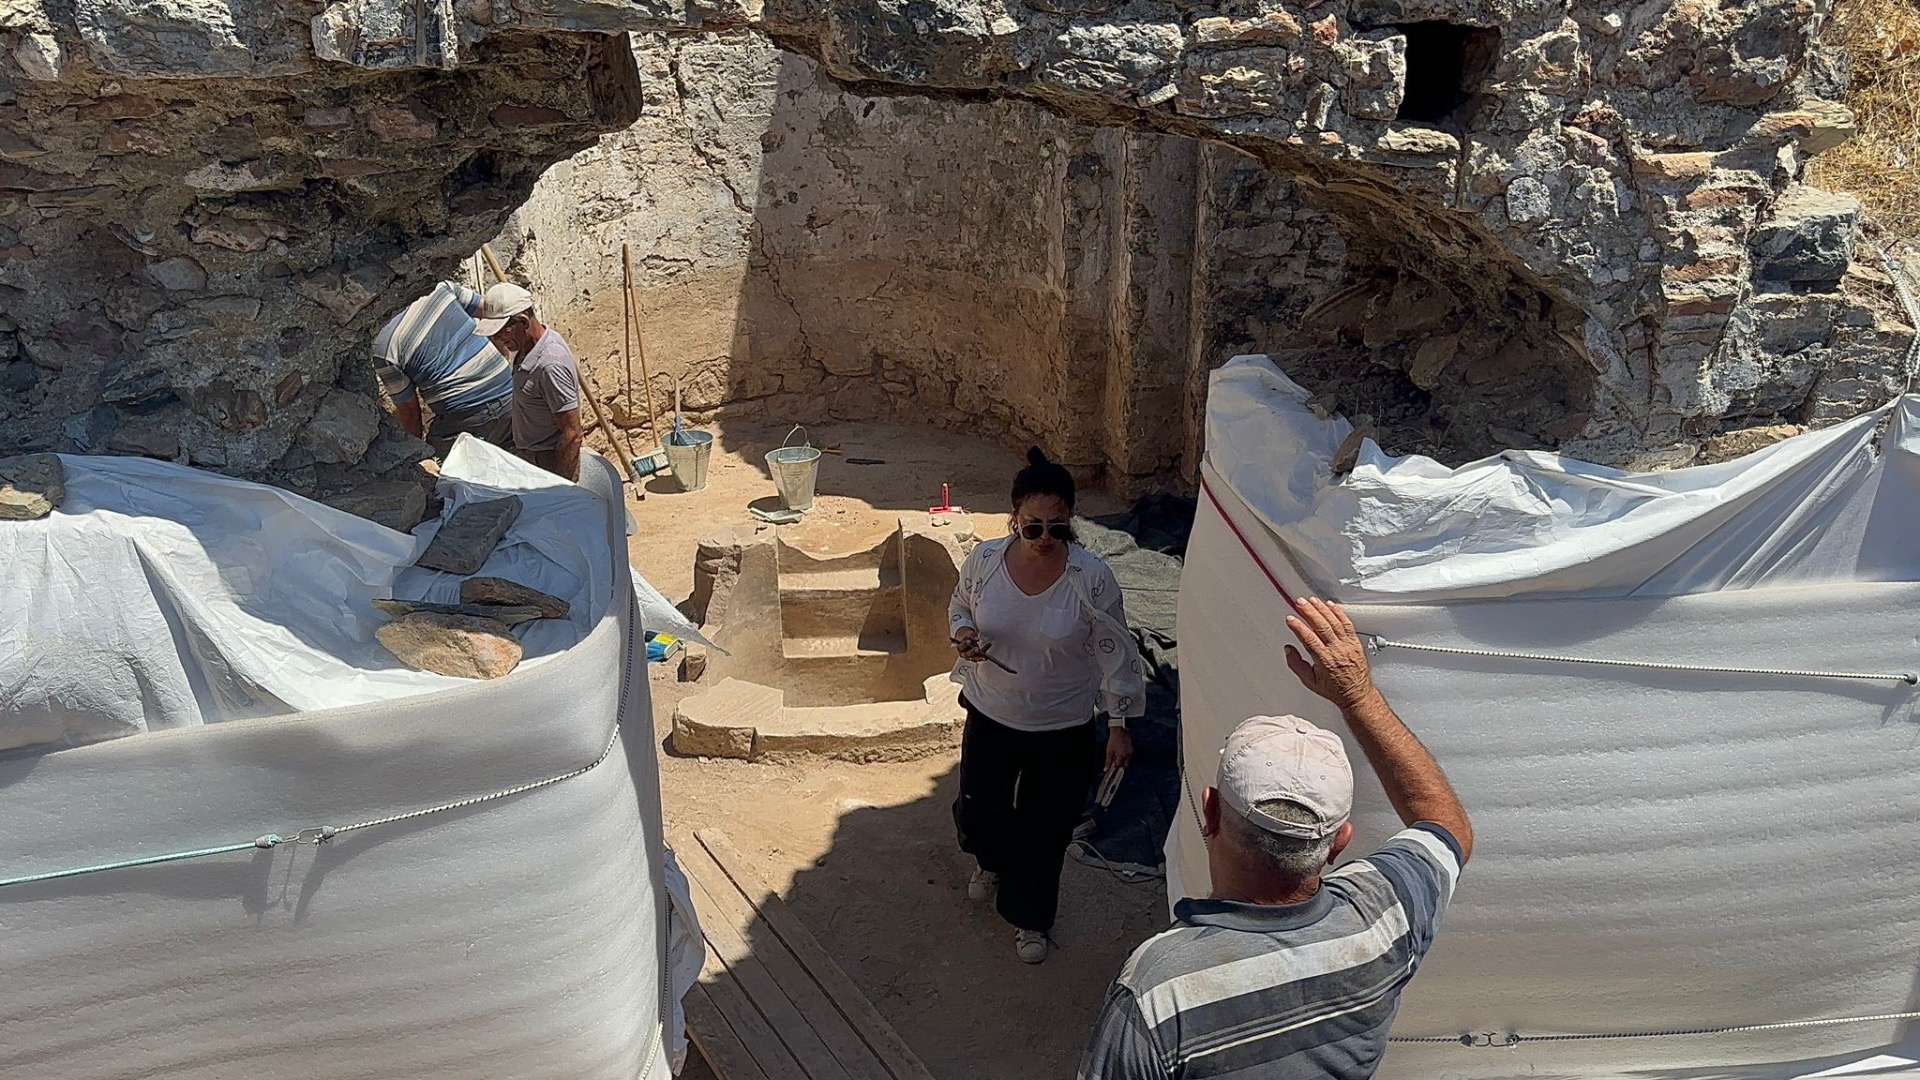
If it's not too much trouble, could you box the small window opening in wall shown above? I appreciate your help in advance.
[1396,22,1501,124]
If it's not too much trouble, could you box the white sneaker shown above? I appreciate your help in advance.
[1015,929,1048,964]
[967,867,998,901]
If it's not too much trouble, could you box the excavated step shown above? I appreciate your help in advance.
[671,676,963,761]
[779,576,905,643]
[781,634,907,661]
[776,537,894,579]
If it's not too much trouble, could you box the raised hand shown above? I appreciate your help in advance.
[1283,597,1381,713]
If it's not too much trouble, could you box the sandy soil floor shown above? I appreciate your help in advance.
[613,421,1161,1079]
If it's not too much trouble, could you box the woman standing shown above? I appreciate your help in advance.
[949,448,1145,964]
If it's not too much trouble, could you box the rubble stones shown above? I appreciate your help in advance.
[0,452,64,519]
[460,576,570,619]
[375,612,523,679]
[414,495,523,574]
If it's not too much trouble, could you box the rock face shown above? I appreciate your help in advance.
[0,0,655,496]
[0,452,63,519]
[496,6,1911,481]
[2,0,1913,484]
[375,611,522,679]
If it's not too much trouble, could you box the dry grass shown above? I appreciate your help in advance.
[1808,0,1920,242]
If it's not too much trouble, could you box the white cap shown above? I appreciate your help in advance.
[471,282,533,336]
[1216,715,1353,840]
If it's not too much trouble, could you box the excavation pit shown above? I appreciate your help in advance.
[671,514,973,761]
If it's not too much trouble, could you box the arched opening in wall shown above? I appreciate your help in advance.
[1197,145,1596,466]
[1395,22,1501,124]
[495,33,1597,494]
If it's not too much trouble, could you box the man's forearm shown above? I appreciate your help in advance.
[1342,688,1474,858]
[556,433,582,482]
[396,398,425,440]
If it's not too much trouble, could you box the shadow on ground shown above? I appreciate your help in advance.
[697,760,1169,1079]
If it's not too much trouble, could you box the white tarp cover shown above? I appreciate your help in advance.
[1173,356,1920,1079]
[0,450,681,1079]
[0,436,706,753]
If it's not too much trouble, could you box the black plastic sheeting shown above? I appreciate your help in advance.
[1074,495,1196,875]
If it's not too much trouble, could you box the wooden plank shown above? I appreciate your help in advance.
[685,982,770,1080]
[695,830,939,1080]
[694,925,807,1080]
[684,859,858,1080]
[678,837,894,1080]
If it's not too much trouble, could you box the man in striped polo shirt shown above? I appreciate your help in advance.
[372,281,515,459]
[1080,597,1473,1080]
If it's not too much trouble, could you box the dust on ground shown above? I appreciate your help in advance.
[619,421,1161,1079]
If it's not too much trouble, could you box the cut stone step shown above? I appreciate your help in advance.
[671,676,963,761]
[779,581,905,643]
[782,634,907,660]
[776,537,892,579]
[776,566,894,593]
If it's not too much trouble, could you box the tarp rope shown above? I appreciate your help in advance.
[1368,635,1918,686]
[1196,474,1920,1047]
[1389,1009,1920,1047]
[1870,242,1920,395]
[0,592,637,891]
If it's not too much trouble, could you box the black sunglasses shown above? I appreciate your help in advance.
[1017,521,1072,542]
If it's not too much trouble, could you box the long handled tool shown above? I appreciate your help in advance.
[623,245,665,445]
[623,245,669,477]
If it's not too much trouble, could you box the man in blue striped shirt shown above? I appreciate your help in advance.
[1080,597,1474,1080]
[372,281,515,458]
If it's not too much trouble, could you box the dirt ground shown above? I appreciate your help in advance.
[615,421,1162,1079]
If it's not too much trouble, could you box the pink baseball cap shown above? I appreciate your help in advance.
[1217,715,1353,840]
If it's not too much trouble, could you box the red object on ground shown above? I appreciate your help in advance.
[929,483,964,515]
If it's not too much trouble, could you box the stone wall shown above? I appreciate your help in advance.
[5,0,1915,497]
[0,0,680,505]
[497,34,1353,492]
[495,0,1916,491]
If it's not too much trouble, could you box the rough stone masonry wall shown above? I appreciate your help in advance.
[0,0,672,500]
[3,0,1914,493]
[493,0,1917,490]
[752,0,1919,471]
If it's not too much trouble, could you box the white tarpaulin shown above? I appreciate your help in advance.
[0,449,691,1079]
[0,435,707,753]
[1173,355,1920,1079]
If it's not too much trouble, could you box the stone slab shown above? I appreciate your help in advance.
[460,576,570,619]
[414,495,522,575]
[371,598,549,626]
[375,611,523,679]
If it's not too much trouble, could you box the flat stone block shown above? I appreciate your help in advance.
[415,495,523,575]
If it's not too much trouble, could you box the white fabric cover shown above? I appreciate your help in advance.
[0,452,679,1080]
[0,435,705,753]
[1173,356,1920,1079]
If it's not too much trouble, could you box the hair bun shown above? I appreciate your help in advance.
[1026,446,1050,467]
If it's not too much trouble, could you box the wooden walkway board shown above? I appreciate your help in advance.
[677,829,938,1080]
